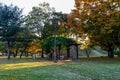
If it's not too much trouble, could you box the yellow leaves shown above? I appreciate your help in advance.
[104,24,112,29]
[97,18,103,22]
[69,0,119,39]
[100,23,113,34]
[101,28,113,34]
[80,44,88,50]
[107,30,113,33]
[83,24,89,29]
[28,46,41,53]
[27,40,41,54]
[100,29,106,34]
[75,0,82,9]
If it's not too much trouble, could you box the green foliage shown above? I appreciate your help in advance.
[41,22,54,39]
[11,27,38,54]
[0,3,23,42]
[114,49,120,55]
[41,12,69,39]
[0,3,24,59]
[26,3,69,40]
[41,36,76,52]
[25,2,55,37]
[0,42,7,52]
[15,27,36,42]
[114,51,119,55]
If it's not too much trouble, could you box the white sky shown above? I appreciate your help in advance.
[0,0,75,15]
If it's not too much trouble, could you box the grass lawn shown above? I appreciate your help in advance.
[0,56,120,80]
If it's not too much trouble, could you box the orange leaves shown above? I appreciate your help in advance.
[67,0,120,52]
[75,0,82,9]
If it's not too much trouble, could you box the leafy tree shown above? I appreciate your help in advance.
[14,27,37,58]
[41,36,76,59]
[67,0,120,58]
[41,22,55,39]
[41,12,68,39]
[26,2,69,39]
[41,37,76,51]
[26,2,55,37]
[25,3,70,59]
[53,12,69,37]
[0,3,24,59]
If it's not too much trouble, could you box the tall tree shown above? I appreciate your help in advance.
[41,12,68,40]
[26,2,68,39]
[26,2,55,37]
[67,0,120,58]
[0,3,24,59]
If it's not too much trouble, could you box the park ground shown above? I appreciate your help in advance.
[0,56,120,80]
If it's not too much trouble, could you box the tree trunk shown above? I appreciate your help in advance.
[41,49,44,58]
[67,46,70,58]
[20,46,27,59]
[7,41,10,60]
[25,52,29,57]
[2,53,4,56]
[58,45,61,60]
[20,51,24,59]
[49,53,53,60]
[108,49,114,58]
[85,50,90,58]
[32,54,36,60]
[118,44,120,58]
[13,49,18,58]
[76,45,78,59]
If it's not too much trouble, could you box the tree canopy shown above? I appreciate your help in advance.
[25,2,55,37]
[67,0,120,58]
[41,36,76,53]
[0,3,24,59]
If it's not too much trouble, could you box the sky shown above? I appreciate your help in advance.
[0,0,75,15]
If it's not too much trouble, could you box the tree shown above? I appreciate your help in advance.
[26,2,69,39]
[67,0,120,58]
[53,12,69,37]
[0,3,24,59]
[41,12,68,39]
[25,2,56,58]
[25,3,70,59]
[40,22,55,39]
[41,36,76,59]
[14,27,37,58]
[26,2,55,37]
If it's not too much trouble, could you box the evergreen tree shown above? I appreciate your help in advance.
[0,3,24,59]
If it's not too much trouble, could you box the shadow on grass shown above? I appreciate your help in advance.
[0,56,50,64]
[0,56,120,66]
[0,58,120,80]
[0,64,89,80]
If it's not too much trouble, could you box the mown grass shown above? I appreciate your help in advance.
[0,56,120,80]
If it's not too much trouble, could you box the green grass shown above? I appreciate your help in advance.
[0,56,120,80]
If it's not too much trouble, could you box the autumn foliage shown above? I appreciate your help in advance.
[68,0,120,58]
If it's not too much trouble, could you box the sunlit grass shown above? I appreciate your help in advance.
[0,61,63,70]
[0,56,64,70]
[0,56,120,80]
